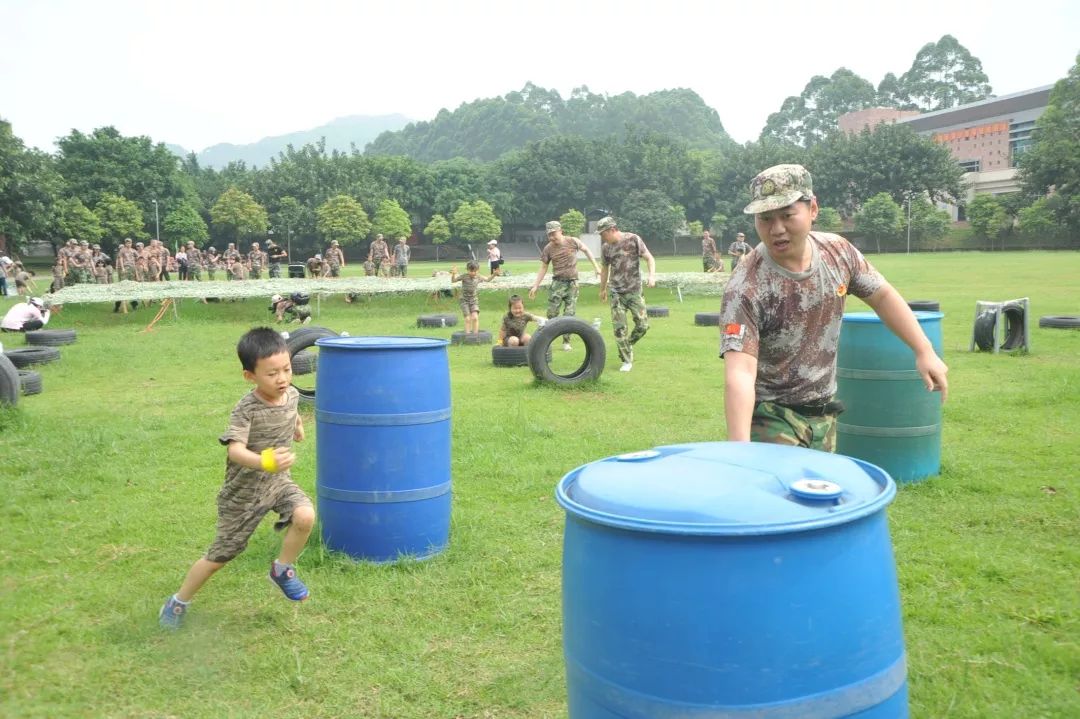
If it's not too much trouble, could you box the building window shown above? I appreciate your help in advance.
[1010,120,1036,167]
[959,159,981,173]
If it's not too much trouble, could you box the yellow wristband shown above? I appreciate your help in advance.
[260,448,279,473]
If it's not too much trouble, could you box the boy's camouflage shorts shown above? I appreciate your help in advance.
[205,475,313,563]
[751,401,838,452]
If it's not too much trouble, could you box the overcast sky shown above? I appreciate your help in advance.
[3,0,1077,154]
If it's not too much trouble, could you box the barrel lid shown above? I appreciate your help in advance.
[315,336,449,350]
[556,442,895,535]
[843,311,943,323]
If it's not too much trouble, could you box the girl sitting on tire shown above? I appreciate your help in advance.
[497,295,545,347]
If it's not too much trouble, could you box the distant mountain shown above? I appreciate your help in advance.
[366,84,738,162]
[176,114,411,168]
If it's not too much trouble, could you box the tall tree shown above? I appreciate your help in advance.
[559,209,586,237]
[906,199,952,249]
[0,119,64,253]
[897,35,993,111]
[966,194,1010,250]
[94,193,148,249]
[1018,52,1080,238]
[619,189,682,244]
[761,68,878,147]
[814,207,844,233]
[451,200,502,253]
[56,126,190,232]
[54,197,104,245]
[371,199,413,240]
[424,213,451,261]
[854,193,902,253]
[163,203,210,248]
[314,195,371,248]
[211,187,269,245]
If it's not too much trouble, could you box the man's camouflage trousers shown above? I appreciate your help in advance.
[609,290,648,363]
[547,278,579,342]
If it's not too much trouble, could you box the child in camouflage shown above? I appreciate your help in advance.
[450,261,494,334]
[159,328,315,629]
[498,294,545,346]
[269,294,312,324]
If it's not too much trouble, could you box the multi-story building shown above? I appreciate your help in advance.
[839,86,1052,220]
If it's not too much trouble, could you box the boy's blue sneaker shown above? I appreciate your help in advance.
[159,595,188,630]
[269,562,309,601]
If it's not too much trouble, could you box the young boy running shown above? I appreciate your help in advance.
[159,328,315,629]
[450,261,493,335]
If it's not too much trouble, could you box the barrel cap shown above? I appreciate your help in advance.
[556,442,895,535]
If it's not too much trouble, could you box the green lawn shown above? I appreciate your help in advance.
[2,252,1078,718]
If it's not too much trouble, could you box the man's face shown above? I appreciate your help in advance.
[600,228,619,243]
[548,230,563,243]
[754,199,818,263]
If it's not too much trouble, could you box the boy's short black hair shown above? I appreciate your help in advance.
[466,260,479,272]
[237,327,288,372]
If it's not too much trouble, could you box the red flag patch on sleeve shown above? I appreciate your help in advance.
[723,323,745,339]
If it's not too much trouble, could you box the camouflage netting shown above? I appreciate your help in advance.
[47,273,729,305]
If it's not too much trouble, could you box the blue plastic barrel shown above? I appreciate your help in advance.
[836,311,943,483]
[314,336,451,562]
[557,442,907,718]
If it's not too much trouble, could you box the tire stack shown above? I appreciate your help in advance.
[1,328,76,405]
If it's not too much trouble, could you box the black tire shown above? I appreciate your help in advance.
[24,328,77,346]
[0,353,18,406]
[695,312,721,327]
[417,313,458,328]
[18,369,42,395]
[3,346,61,368]
[973,310,997,351]
[291,350,316,375]
[907,300,940,312]
[646,306,670,318]
[492,345,529,367]
[450,330,492,345]
[286,327,338,403]
[1038,315,1080,329]
[527,316,606,385]
[974,306,1027,351]
[284,326,334,343]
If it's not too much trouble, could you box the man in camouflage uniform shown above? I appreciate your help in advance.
[223,243,242,280]
[306,254,322,278]
[71,240,94,284]
[205,247,220,280]
[116,238,137,281]
[702,230,722,272]
[728,233,752,270]
[366,235,388,276]
[92,244,112,284]
[267,240,287,278]
[186,241,204,281]
[248,242,266,280]
[529,220,602,351]
[325,240,346,277]
[59,238,78,284]
[151,239,171,281]
[719,164,949,452]
[597,217,656,372]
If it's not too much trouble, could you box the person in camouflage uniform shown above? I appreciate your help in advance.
[185,241,204,281]
[116,238,137,281]
[248,242,266,279]
[71,240,94,284]
[205,247,220,280]
[498,294,545,346]
[702,230,722,272]
[529,220,602,351]
[93,243,112,284]
[59,239,78,284]
[151,239,171,281]
[450,261,494,334]
[305,254,322,278]
[597,217,656,372]
[367,235,389,275]
[719,164,949,452]
[728,233,752,270]
[51,251,66,293]
[323,240,345,277]
[223,243,242,280]
[270,294,312,324]
[158,328,315,629]
[134,242,150,282]
[393,236,410,277]
[267,240,287,278]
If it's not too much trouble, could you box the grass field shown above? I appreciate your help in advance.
[2,252,1078,718]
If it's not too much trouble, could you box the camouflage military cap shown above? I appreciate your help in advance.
[545,220,561,234]
[743,164,814,214]
[596,216,618,233]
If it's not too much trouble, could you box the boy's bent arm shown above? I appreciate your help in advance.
[226,440,296,472]
[724,350,758,442]
[864,282,949,402]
